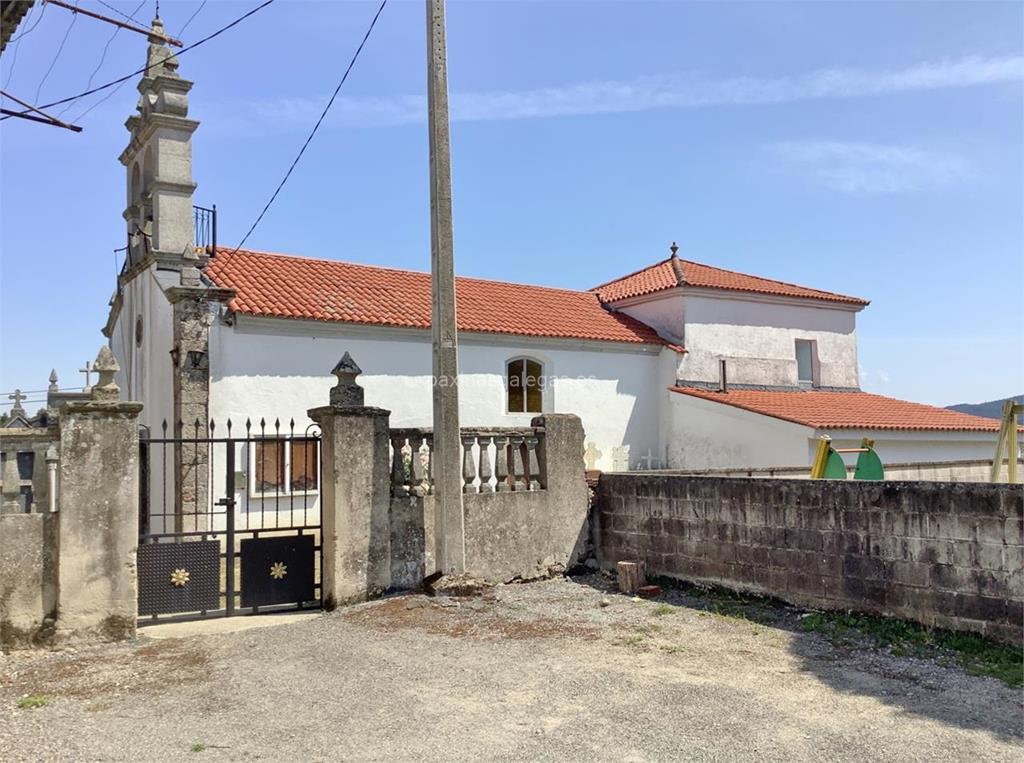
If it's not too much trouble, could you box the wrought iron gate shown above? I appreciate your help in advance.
[137,419,322,622]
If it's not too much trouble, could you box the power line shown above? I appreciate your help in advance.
[5,1,48,46]
[2,2,44,100]
[233,0,388,252]
[56,0,146,118]
[33,0,80,105]
[95,0,144,25]
[177,0,207,37]
[67,0,203,122]
[1,0,275,119]
[1,386,86,396]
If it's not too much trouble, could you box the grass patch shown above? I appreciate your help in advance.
[16,694,50,710]
[190,743,207,753]
[800,611,1023,688]
[651,604,674,617]
[659,644,686,654]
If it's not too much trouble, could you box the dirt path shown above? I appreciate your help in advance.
[1,576,1021,761]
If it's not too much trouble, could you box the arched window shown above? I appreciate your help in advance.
[506,357,543,413]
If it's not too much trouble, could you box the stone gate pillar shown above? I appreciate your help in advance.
[56,347,143,642]
[308,354,392,608]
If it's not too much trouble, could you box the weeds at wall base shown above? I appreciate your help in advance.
[798,611,1023,688]
[629,573,1023,689]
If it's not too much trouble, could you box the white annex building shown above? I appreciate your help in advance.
[106,20,1003,485]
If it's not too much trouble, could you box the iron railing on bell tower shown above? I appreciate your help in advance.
[193,204,217,255]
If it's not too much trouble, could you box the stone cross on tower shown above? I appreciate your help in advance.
[7,389,26,418]
[79,360,94,391]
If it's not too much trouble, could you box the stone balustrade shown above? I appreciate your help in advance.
[389,427,546,496]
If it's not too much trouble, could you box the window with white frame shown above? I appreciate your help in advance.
[795,339,819,387]
[506,357,544,413]
[251,438,319,495]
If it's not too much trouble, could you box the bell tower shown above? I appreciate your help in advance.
[119,15,198,271]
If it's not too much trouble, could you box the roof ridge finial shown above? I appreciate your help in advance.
[668,242,686,285]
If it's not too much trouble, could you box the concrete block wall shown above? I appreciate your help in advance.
[664,459,1022,483]
[593,475,1023,644]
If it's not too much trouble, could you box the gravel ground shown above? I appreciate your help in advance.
[1,575,1021,762]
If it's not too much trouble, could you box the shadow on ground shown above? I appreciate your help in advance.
[568,571,1023,742]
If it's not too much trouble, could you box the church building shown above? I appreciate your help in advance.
[105,19,1003,487]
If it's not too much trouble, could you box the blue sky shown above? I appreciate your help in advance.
[1,0,1022,413]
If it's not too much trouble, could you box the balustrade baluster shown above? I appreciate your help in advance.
[391,436,409,495]
[510,434,527,491]
[410,434,428,496]
[494,435,511,492]
[425,435,435,494]
[478,435,494,493]
[525,435,542,490]
[462,434,478,493]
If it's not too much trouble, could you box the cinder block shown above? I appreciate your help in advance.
[977,543,1003,571]
[976,517,1005,547]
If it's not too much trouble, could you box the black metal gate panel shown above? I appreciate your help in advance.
[137,419,322,623]
[138,541,220,616]
[240,534,316,608]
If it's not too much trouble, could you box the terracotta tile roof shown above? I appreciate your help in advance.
[669,387,1004,432]
[205,248,673,347]
[593,256,869,306]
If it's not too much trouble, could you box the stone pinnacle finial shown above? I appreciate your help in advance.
[48,368,59,393]
[180,245,201,287]
[330,352,364,407]
[670,241,679,258]
[145,16,178,78]
[91,346,121,402]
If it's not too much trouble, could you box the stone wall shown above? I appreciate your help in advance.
[593,474,1023,644]
[390,415,589,587]
[1,349,142,650]
[0,513,57,648]
[655,459,1021,483]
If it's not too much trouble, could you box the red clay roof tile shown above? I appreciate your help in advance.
[205,248,672,347]
[593,257,869,306]
[669,387,1002,432]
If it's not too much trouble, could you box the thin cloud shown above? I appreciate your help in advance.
[206,54,1023,133]
[772,141,972,194]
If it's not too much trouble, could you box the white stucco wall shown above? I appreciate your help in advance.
[665,392,814,470]
[109,266,176,434]
[665,392,1002,471]
[209,315,672,473]
[616,288,862,388]
[108,265,177,530]
[820,430,1000,467]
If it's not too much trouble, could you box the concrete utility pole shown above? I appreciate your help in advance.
[426,0,466,573]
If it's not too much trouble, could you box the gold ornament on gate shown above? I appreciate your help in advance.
[170,568,190,587]
[270,562,287,580]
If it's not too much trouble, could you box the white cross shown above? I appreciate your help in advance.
[79,360,94,390]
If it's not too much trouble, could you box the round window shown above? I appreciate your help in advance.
[135,315,144,347]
